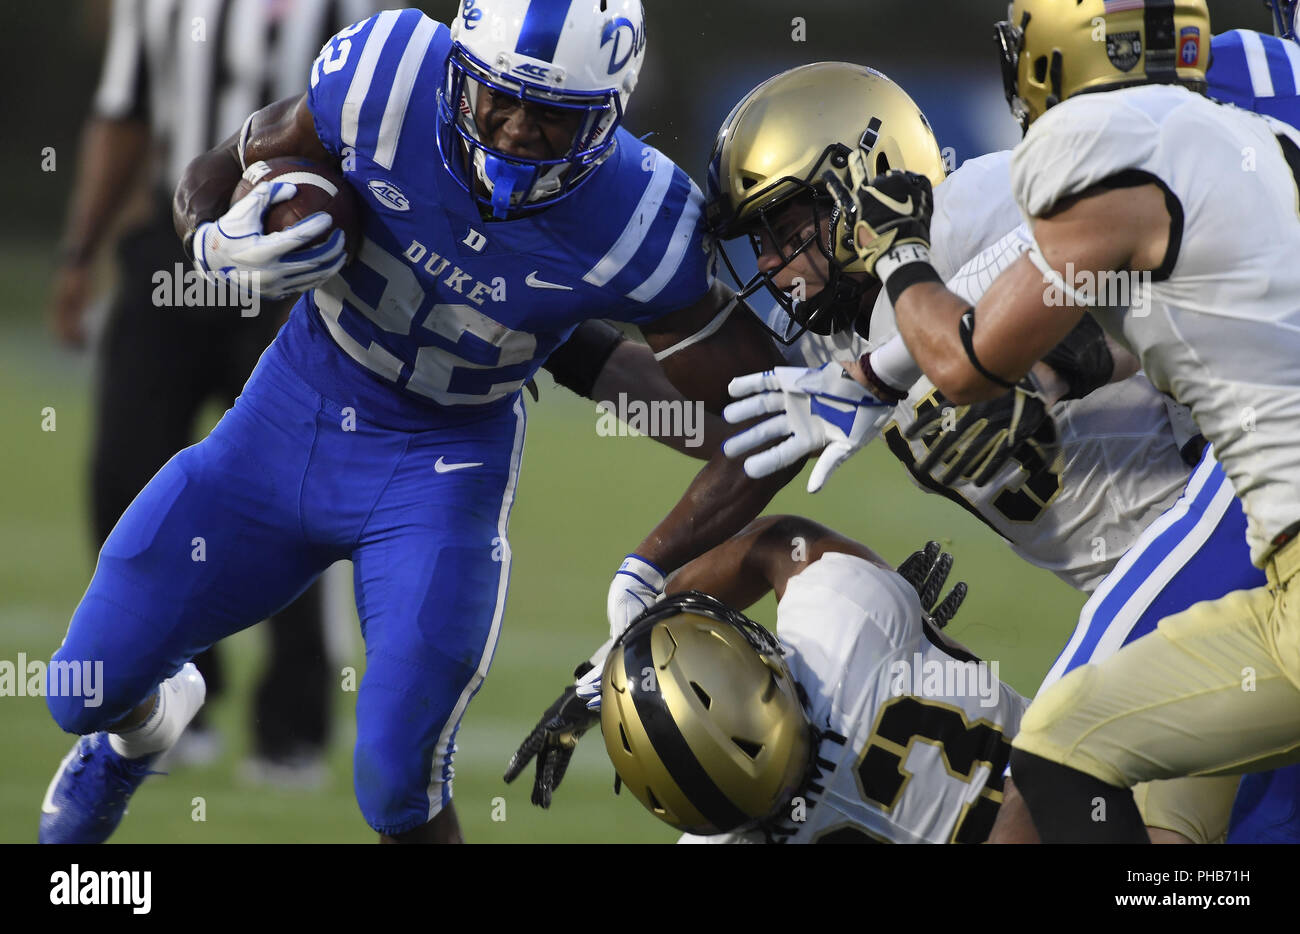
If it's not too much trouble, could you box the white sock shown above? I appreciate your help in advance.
[109,663,207,760]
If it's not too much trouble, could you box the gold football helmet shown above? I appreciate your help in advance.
[996,0,1211,132]
[706,62,947,343]
[600,592,813,835]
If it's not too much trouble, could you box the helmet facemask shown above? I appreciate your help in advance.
[995,10,1035,134]
[1269,0,1299,41]
[437,43,624,219]
[712,145,872,346]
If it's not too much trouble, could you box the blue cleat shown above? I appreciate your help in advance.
[39,732,163,844]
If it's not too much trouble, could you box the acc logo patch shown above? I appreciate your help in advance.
[1106,31,1142,72]
[367,179,410,212]
[1179,26,1201,67]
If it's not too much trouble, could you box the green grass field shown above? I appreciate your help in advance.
[0,242,1085,843]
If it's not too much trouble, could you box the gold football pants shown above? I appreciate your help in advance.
[1013,536,1300,790]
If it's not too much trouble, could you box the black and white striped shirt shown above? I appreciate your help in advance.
[93,0,399,193]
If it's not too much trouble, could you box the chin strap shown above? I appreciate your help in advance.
[483,154,538,219]
[790,269,869,338]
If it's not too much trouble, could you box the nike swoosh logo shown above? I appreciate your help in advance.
[434,456,483,474]
[42,743,82,815]
[525,272,573,291]
[873,191,913,214]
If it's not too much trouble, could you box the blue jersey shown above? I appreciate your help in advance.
[277,8,713,426]
[1208,29,1300,126]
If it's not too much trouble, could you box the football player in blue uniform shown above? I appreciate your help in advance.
[1210,2,1300,126]
[38,0,791,844]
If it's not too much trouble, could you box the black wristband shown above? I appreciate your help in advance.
[884,259,942,307]
[958,310,1018,390]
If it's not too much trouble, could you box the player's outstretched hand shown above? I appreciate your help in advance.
[504,670,601,809]
[723,362,894,493]
[898,541,967,630]
[191,180,346,300]
[906,379,1063,488]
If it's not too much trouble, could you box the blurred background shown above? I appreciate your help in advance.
[1,0,1273,843]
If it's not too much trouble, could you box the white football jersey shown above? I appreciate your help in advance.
[1012,84,1300,563]
[763,155,1191,592]
[866,151,1025,347]
[680,553,1028,844]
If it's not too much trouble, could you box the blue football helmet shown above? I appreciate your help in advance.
[437,0,647,219]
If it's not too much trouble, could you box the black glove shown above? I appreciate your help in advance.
[906,378,1062,487]
[503,666,601,808]
[897,541,967,630]
[1040,314,1114,402]
[820,164,934,276]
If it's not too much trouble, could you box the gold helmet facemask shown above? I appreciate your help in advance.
[705,62,947,345]
[995,0,1211,134]
[600,591,815,836]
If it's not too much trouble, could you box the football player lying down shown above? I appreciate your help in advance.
[508,515,1230,843]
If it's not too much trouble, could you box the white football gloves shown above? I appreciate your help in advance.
[587,555,667,712]
[723,362,895,493]
[191,180,346,301]
[605,554,664,641]
[574,637,615,711]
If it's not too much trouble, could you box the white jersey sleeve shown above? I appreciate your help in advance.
[747,553,1027,844]
[1011,92,1161,220]
[866,150,1020,346]
[779,221,1190,593]
[1011,85,1300,562]
[930,150,1024,283]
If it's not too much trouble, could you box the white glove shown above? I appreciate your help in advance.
[723,362,894,493]
[192,180,346,301]
[574,638,615,711]
[606,554,665,642]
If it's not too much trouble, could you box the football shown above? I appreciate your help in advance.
[231,156,361,261]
